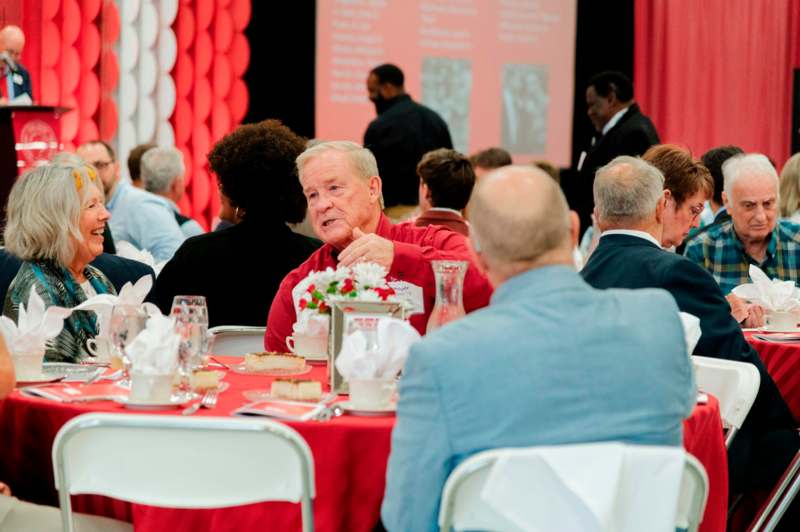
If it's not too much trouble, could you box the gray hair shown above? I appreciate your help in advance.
[594,156,665,224]
[723,153,779,200]
[296,140,378,181]
[4,164,99,265]
[141,146,184,193]
[469,165,572,264]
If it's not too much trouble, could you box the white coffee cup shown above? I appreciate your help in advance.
[766,310,799,331]
[86,337,113,361]
[129,371,174,403]
[286,333,328,358]
[12,350,44,381]
[349,377,396,409]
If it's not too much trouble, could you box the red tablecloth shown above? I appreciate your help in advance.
[0,359,728,532]
[746,332,800,422]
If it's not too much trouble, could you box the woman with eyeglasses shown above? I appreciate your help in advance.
[2,163,116,362]
[642,144,713,250]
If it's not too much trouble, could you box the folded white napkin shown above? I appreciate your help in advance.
[0,286,71,356]
[292,311,330,336]
[479,443,685,532]
[71,275,159,340]
[679,312,702,355]
[125,314,180,374]
[335,317,421,379]
[732,265,800,311]
[115,240,166,275]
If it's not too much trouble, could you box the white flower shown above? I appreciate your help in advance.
[352,262,389,288]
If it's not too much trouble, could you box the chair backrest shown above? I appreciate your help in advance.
[438,443,708,532]
[692,355,760,433]
[53,413,315,532]
[208,325,267,356]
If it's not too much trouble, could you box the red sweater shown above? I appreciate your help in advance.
[265,214,493,351]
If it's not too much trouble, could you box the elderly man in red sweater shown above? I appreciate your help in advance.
[264,141,492,351]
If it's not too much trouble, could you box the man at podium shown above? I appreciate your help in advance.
[0,26,32,104]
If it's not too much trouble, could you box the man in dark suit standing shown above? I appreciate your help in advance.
[0,26,32,101]
[575,71,659,232]
[581,155,799,510]
[364,64,453,215]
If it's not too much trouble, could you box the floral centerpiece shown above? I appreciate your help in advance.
[291,263,406,336]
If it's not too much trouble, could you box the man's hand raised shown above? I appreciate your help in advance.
[338,227,395,270]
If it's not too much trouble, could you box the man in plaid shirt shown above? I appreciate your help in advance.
[684,153,800,295]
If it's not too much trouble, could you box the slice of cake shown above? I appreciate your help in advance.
[191,370,221,391]
[270,378,323,401]
[245,352,306,372]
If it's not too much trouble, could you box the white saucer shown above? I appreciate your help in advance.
[762,327,800,333]
[301,353,327,364]
[16,373,67,386]
[338,401,396,417]
[114,393,192,410]
[230,363,311,377]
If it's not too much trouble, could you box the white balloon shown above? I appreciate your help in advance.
[157,75,176,120]
[158,0,179,27]
[157,27,177,72]
[138,51,157,96]
[120,0,141,25]
[139,2,159,49]
[119,24,139,73]
[118,72,139,119]
[137,98,156,142]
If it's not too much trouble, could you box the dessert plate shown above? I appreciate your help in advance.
[229,363,311,377]
[114,392,193,410]
[338,401,396,417]
[242,390,335,404]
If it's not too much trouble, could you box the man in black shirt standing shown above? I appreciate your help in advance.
[364,64,452,214]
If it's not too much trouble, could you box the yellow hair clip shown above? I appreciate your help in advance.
[73,166,97,191]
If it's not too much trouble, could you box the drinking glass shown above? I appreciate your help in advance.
[109,304,148,383]
[171,296,210,388]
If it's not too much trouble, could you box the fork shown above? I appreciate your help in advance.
[181,390,218,415]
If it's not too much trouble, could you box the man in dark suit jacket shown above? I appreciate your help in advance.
[364,64,453,209]
[0,250,156,304]
[581,155,799,501]
[575,71,659,232]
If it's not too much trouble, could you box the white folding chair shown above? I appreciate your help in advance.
[438,444,708,532]
[52,413,315,532]
[208,325,267,356]
[749,450,800,531]
[692,355,760,448]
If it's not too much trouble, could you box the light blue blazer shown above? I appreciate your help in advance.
[381,265,696,532]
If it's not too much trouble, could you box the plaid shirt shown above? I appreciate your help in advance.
[683,219,800,295]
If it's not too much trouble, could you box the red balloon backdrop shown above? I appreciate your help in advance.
[19,0,250,230]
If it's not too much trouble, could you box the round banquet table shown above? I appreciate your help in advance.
[0,357,728,532]
[746,331,800,422]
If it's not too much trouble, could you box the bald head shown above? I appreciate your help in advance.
[0,26,24,64]
[468,165,574,276]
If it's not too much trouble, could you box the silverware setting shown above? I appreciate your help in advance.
[182,389,219,415]
[314,404,344,422]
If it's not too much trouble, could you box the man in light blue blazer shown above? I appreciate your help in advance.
[381,165,697,532]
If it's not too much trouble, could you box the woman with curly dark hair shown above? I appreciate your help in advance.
[155,120,321,327]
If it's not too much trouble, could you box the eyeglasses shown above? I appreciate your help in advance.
[91,160,113,171]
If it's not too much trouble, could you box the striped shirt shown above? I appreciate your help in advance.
[683,219,800,295]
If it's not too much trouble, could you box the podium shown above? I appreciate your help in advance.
[0,105,71,212]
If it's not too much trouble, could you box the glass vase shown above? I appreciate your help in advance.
[426,260,468,333]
